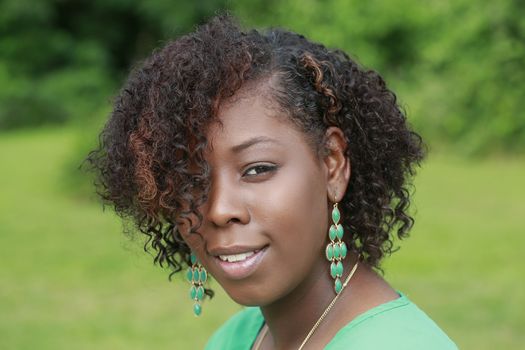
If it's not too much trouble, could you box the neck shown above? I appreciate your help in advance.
[259,254,360,349]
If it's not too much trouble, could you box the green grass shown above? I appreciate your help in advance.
[1,128,523,349]
[385,153,525,349]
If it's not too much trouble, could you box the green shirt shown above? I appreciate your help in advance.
[205,292,458,349]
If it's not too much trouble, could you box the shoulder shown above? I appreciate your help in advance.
[327,292,458,350]
[205,307,264,350]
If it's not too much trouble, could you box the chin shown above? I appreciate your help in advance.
[223,284,275,307]
[226,292,266,307]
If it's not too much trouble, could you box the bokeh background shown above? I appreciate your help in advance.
[1,0,524,349]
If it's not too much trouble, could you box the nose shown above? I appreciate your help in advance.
[204,174,250,227]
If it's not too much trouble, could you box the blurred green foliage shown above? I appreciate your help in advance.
[232,0,525,154]
[0,0,523,154]
[0,0,227,130]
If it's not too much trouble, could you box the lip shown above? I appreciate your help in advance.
[212,245,268,280]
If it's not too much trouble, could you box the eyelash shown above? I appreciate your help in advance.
[242,164,278,178]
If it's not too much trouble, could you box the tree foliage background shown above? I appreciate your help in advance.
[1,0,523,155]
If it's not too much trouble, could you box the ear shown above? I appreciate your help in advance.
[323,127,351,203]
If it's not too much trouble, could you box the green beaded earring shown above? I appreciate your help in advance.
[186,252,208,316]
[325,202,348,294]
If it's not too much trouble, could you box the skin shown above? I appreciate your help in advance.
[182,86,399,350]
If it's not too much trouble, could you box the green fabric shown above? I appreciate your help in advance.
[205,292,458,350]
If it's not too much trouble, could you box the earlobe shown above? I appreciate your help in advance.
[323,127,351,202]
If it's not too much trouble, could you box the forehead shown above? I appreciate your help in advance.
[206,92,308,154]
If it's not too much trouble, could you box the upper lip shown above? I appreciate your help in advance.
[208,245,267,257]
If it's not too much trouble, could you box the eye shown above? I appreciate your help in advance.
[242,164,278,177]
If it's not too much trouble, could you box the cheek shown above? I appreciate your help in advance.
[177,216,206,252]
[182,232,203,251]
[250,161,327,247]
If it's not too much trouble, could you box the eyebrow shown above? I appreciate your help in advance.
[230,136,281,154]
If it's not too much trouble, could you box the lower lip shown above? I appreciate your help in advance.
[214,247,268,280]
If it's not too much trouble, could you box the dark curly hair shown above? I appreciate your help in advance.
[87,15,425,290]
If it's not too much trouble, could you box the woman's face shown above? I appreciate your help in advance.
[183,90,332,306]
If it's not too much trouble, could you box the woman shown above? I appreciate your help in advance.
[88,15,458,350]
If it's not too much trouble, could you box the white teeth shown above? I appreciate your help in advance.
[219,251,256,262]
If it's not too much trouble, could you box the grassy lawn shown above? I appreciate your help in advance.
[0,128,523,349]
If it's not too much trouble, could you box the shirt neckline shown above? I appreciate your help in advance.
[330,291,409,342]
[250,291,409,348]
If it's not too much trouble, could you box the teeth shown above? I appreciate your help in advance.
[219,251,256,262]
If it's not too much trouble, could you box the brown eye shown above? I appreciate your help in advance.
[242,164,277,177]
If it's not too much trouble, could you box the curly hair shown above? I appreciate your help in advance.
[87,15,425,289]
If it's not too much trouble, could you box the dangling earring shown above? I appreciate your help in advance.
[325,201,348,294]
[186,252,208,316]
